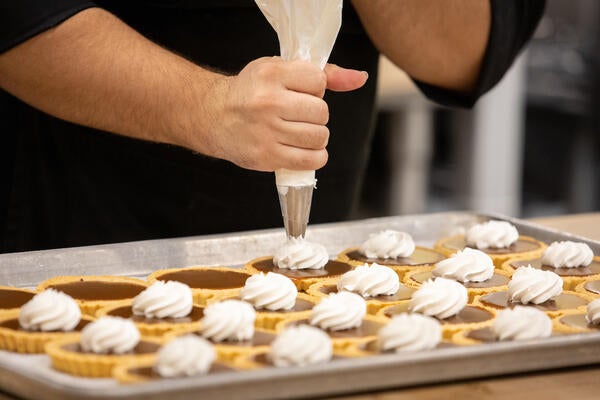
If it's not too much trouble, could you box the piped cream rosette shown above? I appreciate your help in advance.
[338,230,445,278]
[0,289,94,353]
[434,220,546,268]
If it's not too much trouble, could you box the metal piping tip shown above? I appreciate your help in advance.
[277,184,314,238]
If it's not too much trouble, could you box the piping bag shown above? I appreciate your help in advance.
[255,0,343,238]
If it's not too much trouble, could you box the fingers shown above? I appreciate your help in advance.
[274,145,329,171]
[278,92,329,125]
[275,120,329,150]
[325,64,368,92]
[277,60,328,97]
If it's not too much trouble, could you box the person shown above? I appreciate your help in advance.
[0,1,545,253]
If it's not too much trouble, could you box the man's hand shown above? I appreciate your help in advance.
[195,58,367,172]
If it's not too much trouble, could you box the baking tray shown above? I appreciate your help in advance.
[1,211,600,400]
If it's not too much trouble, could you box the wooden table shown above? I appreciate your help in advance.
[332,213,600,400]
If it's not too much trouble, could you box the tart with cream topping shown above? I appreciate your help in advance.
[338,230,445,278]
[37,275,148,317]
[245,239,353,291]
[434,220,546,267]
[0,289,93,353]
[552,298,600,334]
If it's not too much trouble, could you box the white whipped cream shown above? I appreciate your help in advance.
[200,300,255,342]
[270,325,332,367]
[18,289,81,332]
[310,291,366,331]
[492,306,552,340]
[337,263,400,297]
[433,248,494,283]
[378,313,441,352]
[507,265,562,305]
[541,241,594,268]
[155,335,216,377]
[80,316,140,354]
[586,299,600,325]
[132,280,193,319]
[408,278,468,319]
[273,238,329,270]
[359,230,415,259]
[465,220,519,249]
[240,272,297,311]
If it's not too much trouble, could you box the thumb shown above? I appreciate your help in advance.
[324,64,368,92]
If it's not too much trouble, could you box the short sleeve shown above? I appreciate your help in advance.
[414,0,546,108]
[0,1,97,54]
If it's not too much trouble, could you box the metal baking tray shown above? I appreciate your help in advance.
[1,212,600,400]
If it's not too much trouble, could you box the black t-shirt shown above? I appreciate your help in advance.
[0,1,544,252]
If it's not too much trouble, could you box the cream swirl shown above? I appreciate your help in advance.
[155,335,216,377]
[359,230,415,259]
[408,278,468,319]
[18,289,81,332]
[432,248,494,283]
[270,325,332,367]
[200,300,255,342]
[507,266,562,304]
[378,313,441,352]
[541,241,594,268]
[309,292,366,331]
[132,280,193,319]
[273,238,329,270]
[492,306,552,340]
[465,220,518,249]
[586,299,600,325]
[80,316,140,354]
[240,272,297,311]
[336,263,400,297]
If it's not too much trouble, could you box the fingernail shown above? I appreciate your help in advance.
[362,71,369,79]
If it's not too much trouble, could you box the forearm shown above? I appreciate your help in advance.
[351,0,490,91]
[0,8,220,153]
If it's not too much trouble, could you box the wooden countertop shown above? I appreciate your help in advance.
[332,213,600,400]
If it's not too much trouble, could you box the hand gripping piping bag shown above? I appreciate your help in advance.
[255,0,343,238]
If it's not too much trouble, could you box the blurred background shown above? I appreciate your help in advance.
[356,0,600,219]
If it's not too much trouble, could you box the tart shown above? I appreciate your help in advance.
[147,266,252,306]
[113,359,237,383]
[344,337,458,357]
[244,256,353,291]
[473,290,590,318]
[575,279,600,298]
[37,276,148,317]
[0,285,35,317]
[552,310,600,334]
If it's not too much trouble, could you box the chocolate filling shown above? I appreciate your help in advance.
[345,248,445,267]
[584,280,600,294]
[0,318,90,332]
[252,259,352,280]
[362,339,456,353]
[383,303,493,325]
[559,314,600,331]
[47,281,146,301]
[479,291,588,312]
[289,319,384,339]
[0,289,34,309]
[256,298,314,313]
[443,237,540,255]
[510,259,600,277]
[155,270,250,290]
[107,305,204,324]
[127,363,235,379]
[318,284,415,302]
[62,340,160,355]
[194,330,276,347]
[409,271,509,288]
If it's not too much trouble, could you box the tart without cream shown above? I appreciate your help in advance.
[0,285,35,318]
[502,241,600,290]
[147,266,252,306]
[0,290,93,353]
[434,220,546,268]
[245,239,353,291]
[552,299,600,334]
[37,275,148,317]
[97,281,203,336]
[338,230,445,278]
[46,316,161,377]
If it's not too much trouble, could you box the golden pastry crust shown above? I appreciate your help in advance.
[434,235,547,268]
[45,336,162,378]
[147,266,253,306]
[37,276,148,317]
[0,285,35,318]
[112,358,238,384]
[575,279,600,299]
[0,310,95,354]
[96,300,204,337]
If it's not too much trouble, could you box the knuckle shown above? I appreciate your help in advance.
[317,100,329,124]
